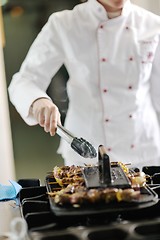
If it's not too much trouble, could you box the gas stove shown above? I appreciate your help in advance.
[19,166,160,240]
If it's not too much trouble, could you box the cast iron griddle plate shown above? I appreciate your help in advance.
[46,176,158,217]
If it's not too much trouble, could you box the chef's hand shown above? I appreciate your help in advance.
[31,98,61,136]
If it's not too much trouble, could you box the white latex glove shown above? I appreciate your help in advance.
[31,98,61,136]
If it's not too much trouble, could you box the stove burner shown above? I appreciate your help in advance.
[19,169,160,240]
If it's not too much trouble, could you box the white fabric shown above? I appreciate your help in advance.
[8,0,160,168]
[0,22,15,184]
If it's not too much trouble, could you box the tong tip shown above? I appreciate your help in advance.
[71,137,97,158]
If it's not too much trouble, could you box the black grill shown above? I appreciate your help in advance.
[19,167,160,240]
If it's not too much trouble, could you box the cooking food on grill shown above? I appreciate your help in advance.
[53,165,84,187]
[47,164,147,207]
[51,184,140,206]
[128,171,146,187]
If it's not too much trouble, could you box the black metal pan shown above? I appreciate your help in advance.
[45,145,158,216]
[45,175,158,217]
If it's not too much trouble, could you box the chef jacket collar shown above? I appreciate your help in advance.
[88,0,132,21]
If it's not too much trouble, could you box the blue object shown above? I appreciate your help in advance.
[0,180,22,201]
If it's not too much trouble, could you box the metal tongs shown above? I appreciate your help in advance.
[56,124,97,158]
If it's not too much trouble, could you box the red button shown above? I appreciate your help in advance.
[101,58,107,62]
[129,57,134,61]
[103,89,107,93]
[100,25,104,29]
[148,52,153,59]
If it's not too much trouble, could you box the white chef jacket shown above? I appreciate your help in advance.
[8,0,160,168]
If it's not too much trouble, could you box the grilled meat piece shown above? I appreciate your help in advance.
[50,164,142,207]
[53,165,84,187]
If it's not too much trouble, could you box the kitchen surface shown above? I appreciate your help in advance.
[0,201,22,239]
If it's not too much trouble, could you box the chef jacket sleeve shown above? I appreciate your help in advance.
[8,14,64,125]
[150,36,160,125]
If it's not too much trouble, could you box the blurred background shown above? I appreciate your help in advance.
[1,0,160,183]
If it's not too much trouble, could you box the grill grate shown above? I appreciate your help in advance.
[18,169,160,240]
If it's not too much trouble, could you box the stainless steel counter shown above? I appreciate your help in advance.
[0,200,29,240]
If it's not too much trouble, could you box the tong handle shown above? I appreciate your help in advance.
[57,124,75,144]
[57,124,97,158]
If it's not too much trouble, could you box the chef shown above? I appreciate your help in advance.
[8,0,160,168]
